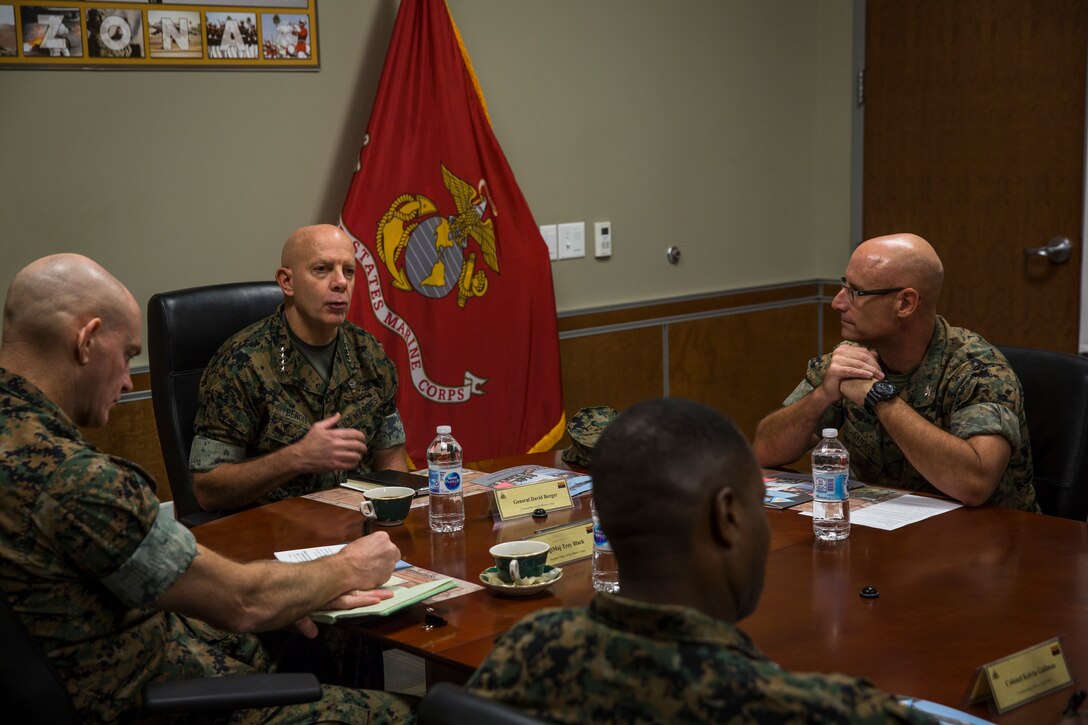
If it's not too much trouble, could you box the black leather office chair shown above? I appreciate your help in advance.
[1,590,80,723]
[999,345,1088,521]
[418,682,550,724]
[148,281,283,527]
[147,281,386,691]
[1,589,320,723]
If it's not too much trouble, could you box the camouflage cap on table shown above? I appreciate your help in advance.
[562,406,619,468]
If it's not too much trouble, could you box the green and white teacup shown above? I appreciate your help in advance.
[360,486,415,526]
[489,540,550,584]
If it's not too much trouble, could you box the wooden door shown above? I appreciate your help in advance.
[863,0,1087,352]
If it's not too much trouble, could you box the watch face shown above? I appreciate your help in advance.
[873,381,896,398]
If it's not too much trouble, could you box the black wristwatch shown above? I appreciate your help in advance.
[864,380,898,415]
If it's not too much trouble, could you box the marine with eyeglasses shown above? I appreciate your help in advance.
[752,233,1037,511]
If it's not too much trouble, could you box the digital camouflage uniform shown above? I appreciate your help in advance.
[784,316,1037,511]
[191,306,405,506]
[466,594,931,724]
[0,369,415,724]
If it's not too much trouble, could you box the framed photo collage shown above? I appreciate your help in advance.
[0,0,318,69]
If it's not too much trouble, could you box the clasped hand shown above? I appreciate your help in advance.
[821,344,884,405]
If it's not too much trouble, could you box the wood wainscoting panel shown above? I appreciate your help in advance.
[668,305,820,441]
[79,372,172,502]
[559,326,663,429]
[557,282,823,334]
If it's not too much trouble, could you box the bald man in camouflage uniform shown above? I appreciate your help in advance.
[190,224,407,512]
[0,254,415,723]
[753,234,1036,511]
[467,398,930,724]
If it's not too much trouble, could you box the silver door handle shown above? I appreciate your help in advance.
[1024,236,1072,264]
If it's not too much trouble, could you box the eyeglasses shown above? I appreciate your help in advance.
[839,277,905,302]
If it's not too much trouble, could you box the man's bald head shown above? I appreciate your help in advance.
[276,224,358,345]
[3,254,138,354]
[2,254,140,428]
[280,224,353,269]
[852,233,944,312]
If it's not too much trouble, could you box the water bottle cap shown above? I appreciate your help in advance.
[436,425,452,434]
[821,428,838,438]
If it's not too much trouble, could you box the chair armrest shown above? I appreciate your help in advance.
[419,682,548,724]
[178,509,226,528]
[143,673,321,714]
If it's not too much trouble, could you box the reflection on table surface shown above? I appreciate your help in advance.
[193,451,1088,724]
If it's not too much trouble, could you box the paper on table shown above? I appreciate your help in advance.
[850,495,961,529]
[273,547,481,604]
[801,494,961,530]
[275,544,346,562]
[274,544,411,571]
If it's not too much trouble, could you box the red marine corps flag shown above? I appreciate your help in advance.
[340,0,565,464]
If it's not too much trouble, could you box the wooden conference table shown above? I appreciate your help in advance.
[194,451,1088,724]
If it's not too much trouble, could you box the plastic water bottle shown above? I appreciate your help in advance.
[590,498,620,593]
[427,425,464,533]
[812,428,850,542]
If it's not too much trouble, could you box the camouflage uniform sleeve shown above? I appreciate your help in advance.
[944,359,1023,449]
[189,435,247,472]
[371,409,406,450]
[777,669,935,724]
[101,505,196,608]
[783,378,815,407]
[782,354,843,431]
[42,452,193,606]
[191,350,262,470]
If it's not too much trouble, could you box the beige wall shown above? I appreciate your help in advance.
[0,0,853,365]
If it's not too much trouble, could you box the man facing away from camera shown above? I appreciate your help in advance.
[466,397,930,724]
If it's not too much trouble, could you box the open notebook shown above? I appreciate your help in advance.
[309,575,456,623]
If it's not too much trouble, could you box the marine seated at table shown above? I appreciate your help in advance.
[752,233,1037,512]
[0,253,413,723]
[466,397,929,724]
[189,223,409,512]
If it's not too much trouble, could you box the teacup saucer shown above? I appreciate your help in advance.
[479,565,562,597]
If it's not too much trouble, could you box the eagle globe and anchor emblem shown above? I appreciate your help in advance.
[376,164,499,307]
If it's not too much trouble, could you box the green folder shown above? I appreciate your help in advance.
[310,577,456,622]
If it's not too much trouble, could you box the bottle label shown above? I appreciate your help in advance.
[813,472,847,501]
[429,467,462,494]
[591,517,613,552]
